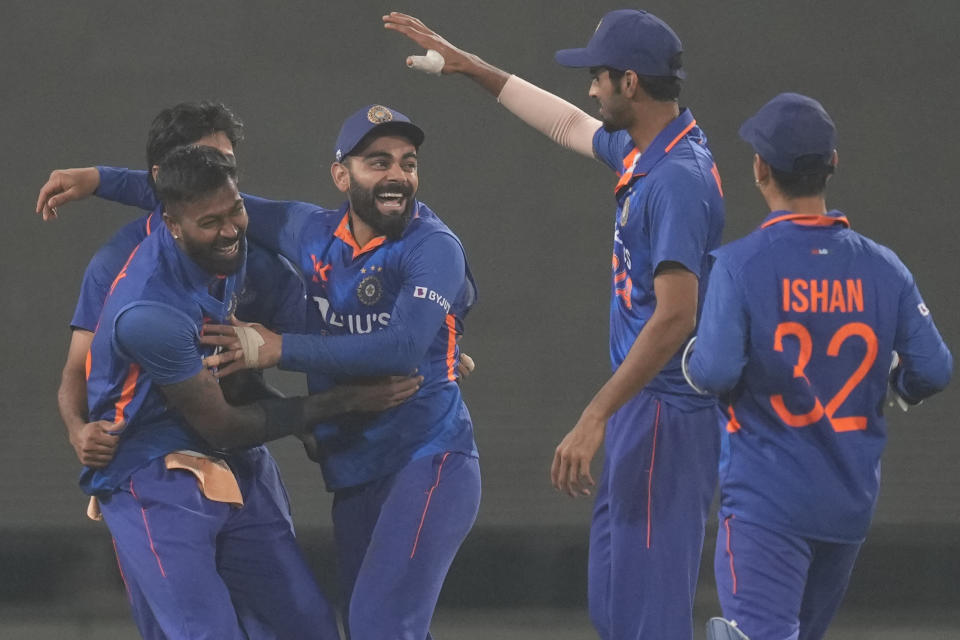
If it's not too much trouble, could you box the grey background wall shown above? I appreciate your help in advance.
[1,0,958,614]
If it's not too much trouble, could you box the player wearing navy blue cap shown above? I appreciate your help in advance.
[386,10,724,640]
[44,104,481,640]
[685,93,953,640]
[47,145,420,639]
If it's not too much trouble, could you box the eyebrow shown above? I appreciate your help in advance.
[362,150,418,161]
[197,198,243,223]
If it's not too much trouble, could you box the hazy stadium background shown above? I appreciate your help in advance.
[2,1,957,637]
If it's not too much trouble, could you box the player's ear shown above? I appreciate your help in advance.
[330,161,350,194]
[622,70,638,98]
[162,210,183,241]
[752,153,771,185]
[151,165,160,182]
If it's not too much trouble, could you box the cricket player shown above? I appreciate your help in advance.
[67,145,424,638]
[48,106,481,640]
[42,101,306,471]
[385,10,725,639]
[684,93,953,640]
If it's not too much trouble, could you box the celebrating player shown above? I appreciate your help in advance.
[70,145,421,638]
[43,101,307,471]
[40,105,481,640]
[684,93,953,640]
[385,10,725,639]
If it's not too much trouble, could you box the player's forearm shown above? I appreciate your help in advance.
[58,367,90,444]
[281,325,428,377]
[96,168,158,210]
[496,75,600,158]
[584,312,695,422]
[894,348,953,403]
[459,53,511,96]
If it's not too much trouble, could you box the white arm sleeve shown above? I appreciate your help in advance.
[496,75,601,159]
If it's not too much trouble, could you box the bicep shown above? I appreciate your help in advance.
[114,303,203,385]
[652,264,699,322]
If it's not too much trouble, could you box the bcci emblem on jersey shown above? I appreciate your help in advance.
[619,197,630,227]
[357,275,383,305]
[367,105,393,124]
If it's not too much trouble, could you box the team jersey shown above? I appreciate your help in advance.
[240,195,478,491]
[81,226,247,495]
[686,210,953,541]
[83,168,307,333]
[593,108,725,409]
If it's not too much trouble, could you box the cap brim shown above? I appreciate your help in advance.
[554,47,605,68]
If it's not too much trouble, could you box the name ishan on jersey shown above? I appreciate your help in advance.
[782,278,864,313]
[313,296,390,334]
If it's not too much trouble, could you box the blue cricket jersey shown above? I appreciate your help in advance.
[82,226,247,496]
[80,168,306,334]
[593,109,725,409]
[687,210,953,542]
[239,195,479,491]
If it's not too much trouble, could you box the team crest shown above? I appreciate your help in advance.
[357,275,383,305]
[367,105,393,124]
[619,197,630,227]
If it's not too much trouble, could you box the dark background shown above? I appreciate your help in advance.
[1,0,957,627]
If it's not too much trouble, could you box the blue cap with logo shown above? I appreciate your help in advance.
[554,9,684,78]
[739,93,837,174]
[334,104,425,162]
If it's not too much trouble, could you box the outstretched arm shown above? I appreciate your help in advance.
[36,168,157,220]
[383,12,600,158]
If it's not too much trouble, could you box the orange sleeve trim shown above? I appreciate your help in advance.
[663,119,697,154]
[710,163,724,197]
[444,315,457,382]
[113,363,141,424]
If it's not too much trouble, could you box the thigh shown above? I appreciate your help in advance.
[602,397,720,640]
[714,516,811,640]
[348,452,481,640]
[100,458,245,639]
[797,540,861,640]
[219,448,340,640]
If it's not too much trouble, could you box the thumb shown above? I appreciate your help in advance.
[407,49,445,75]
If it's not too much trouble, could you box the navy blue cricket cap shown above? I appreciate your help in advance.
[739,93,837,174]
[554,9,685,79]
[334,104,425,162]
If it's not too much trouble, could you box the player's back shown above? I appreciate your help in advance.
[714,211,948,541]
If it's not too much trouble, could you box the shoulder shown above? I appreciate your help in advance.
[848,230,912,283]
[711,225,771,276]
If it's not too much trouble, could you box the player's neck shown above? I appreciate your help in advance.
[765,192,828,216]
[627,101,681,154]
[347,209,379,247]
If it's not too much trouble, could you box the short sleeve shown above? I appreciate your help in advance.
[643,168,712,278]
[593,128,634,173]
[69,214,152,330]
[113,302,203,385]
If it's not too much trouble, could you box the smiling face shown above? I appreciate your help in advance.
[164,180,247,275]
[332,134,419,240]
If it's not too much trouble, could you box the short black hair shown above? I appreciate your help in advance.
[146,101,244,188]
[155,146,238,214]
[606,68,682,102]
[770,158,834,198]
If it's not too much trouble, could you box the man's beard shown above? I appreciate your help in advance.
[183,232,246,275]
[348,180,414,241]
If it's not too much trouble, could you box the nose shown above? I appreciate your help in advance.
[219,221,239,239]
[385,161,405,182]
[588,80,599,98]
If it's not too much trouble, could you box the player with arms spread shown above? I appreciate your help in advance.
[684,93,953,640]
[62,145,420,639]
[385,10,724,640]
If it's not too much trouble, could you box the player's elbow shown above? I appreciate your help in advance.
[687,356,739,396]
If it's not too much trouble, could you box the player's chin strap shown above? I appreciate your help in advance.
[681,336,709,395]
[233,325,265,368]
[706,617,751,640]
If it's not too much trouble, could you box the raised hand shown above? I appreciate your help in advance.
[35,167,101,221]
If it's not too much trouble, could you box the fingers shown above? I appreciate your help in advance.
[200,323,238,338]
[36,174,63,216]
[457,353,475,378]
